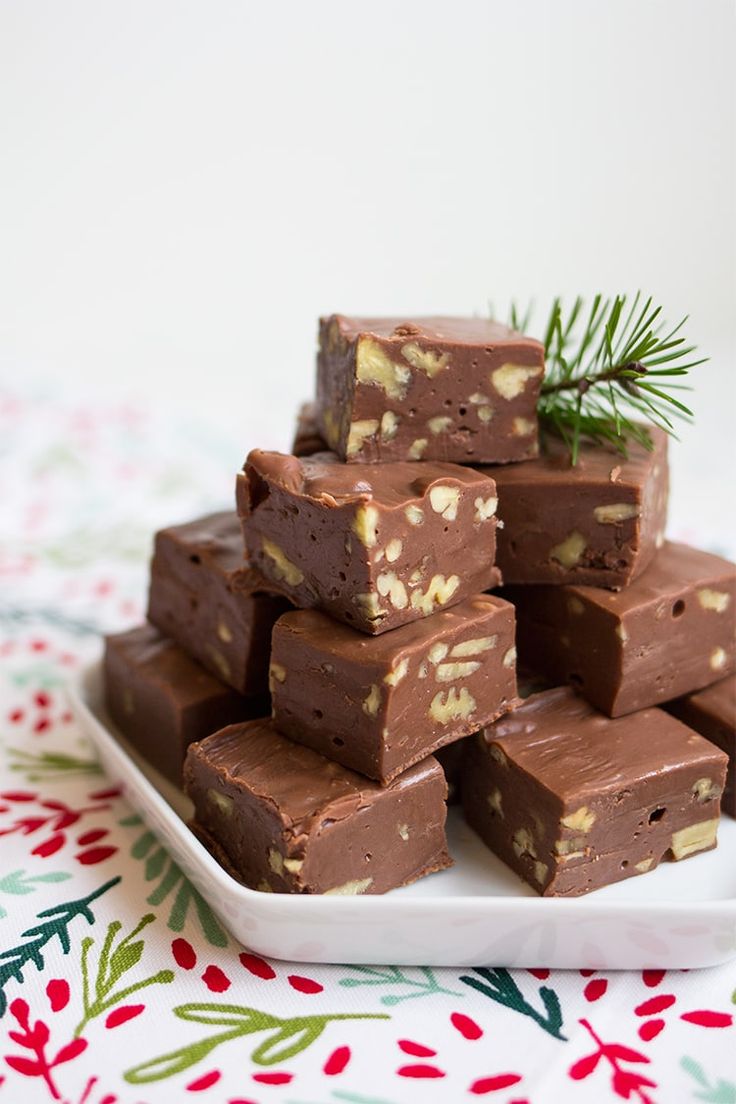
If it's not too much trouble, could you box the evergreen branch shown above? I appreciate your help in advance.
[508,293,703,462]
[458,967,566,1040]
[0,878,120,1016]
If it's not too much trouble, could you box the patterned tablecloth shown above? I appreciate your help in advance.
[1,386,734,1104]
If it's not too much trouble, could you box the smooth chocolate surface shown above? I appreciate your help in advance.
[316,315,545,464]
[270,594,518,784]
[462,687,728,897]
[104,624,263,785]
[666,675,735,818]
[481,428,669,589]
[509,542,736,716]
[237,449,501,634]
[148,512,291,695]
[185,718,451,894]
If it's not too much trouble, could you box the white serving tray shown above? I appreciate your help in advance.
[69,662,736,970]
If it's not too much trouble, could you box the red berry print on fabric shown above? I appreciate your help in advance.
[680,1010,733,1028]
[287,974,323,994]
[469,1072,523,1094]
[584,978,608,1002]
[172,938,197,970]
[202,965,231,993]
[451,1011,483,1040]
[398,1039,437,1057]
[323,1046,351,1075]
[239,952,276,980]
[187,1069,222,1091]
[105,1005,145,1029]
[397,1064,445,1078]
[46,979,70,1013]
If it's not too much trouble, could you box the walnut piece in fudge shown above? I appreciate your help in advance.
[184,718,451,894]
[237,450,501,635]
[508,542,735,716]
[104,625,264,785]
[147,512,291,695]
[462,687,728,897]
[666,675,735,818]
[316,315,545,464]
[270,594,518,784]
[480,427,669,589]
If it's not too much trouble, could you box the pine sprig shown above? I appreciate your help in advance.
[510,293,704,463]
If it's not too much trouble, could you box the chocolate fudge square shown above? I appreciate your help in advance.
[270,594,517,784]
[185,718,452,894]
[481,427,669,589]
[509,542,736,716]
[666,675,735,818]
[147,512,291,695]
[462,687,728,897]
[316,315,544,464]
[237,450,501,635]
[104,625,263,785]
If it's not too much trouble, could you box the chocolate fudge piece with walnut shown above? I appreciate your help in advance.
[147,512,291,695]
[316,315,544,464]
[508,542,735,716]
[462,687,728,897]
[185,718,451,894]
[270,594,517,784]
[237,449,501,635]
[666,675,735,818]
[480,427,669,589]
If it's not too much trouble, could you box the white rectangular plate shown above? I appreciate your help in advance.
[70,662,736,969]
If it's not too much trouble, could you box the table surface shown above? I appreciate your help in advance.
[1,384,734,1104]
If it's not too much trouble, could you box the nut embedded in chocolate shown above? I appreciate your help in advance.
[147,511,291,695]
[237,449,501,635]
[270,594,518,784]
[462,686,728,897]
[665,675,735,818]
[316,315,545,464]
[479,426,669,589]
[508,542,736,716]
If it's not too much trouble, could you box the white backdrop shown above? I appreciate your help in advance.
[1,0,734,540]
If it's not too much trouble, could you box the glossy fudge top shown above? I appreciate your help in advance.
[189,718,445,835]
[484,687,726,800]
[241,449,495,510]
[487,426,667,489]
[570,542,736,616]
[277,596,511,662]
[328,315,543,350]
[106,624,231,706]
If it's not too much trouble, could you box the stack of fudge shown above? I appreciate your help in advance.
[104,315,736,897]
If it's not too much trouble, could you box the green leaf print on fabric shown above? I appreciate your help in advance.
[459,967,566,1040]
[0,876,120,1016]
[124,1004,390,1084]
[5,747,102,782]
[681,1056,736,1104]
[339,965,462,1005]
[0,870,72,919]
[129,828,228,946]
[75,913,174,1036]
